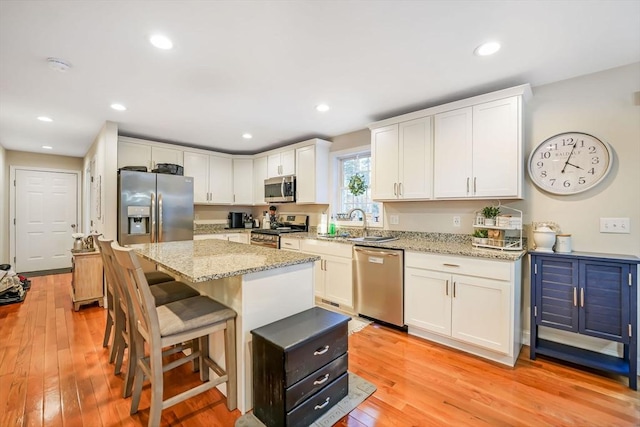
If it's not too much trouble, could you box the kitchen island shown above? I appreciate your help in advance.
[130,239,320,413]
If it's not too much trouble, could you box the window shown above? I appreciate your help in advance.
[337,152,382,225]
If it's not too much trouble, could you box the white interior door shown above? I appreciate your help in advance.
[15,169,78,272]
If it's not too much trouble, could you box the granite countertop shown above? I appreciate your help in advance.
[130,239,319,283]
[281,232,526,261]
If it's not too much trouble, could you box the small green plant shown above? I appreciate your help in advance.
[348,173,367,196]
[481,206,500,219]
[472,229,488,238]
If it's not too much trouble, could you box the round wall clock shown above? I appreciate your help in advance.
[527,132,613,195]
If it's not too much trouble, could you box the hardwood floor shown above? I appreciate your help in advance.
[1,274,638,426]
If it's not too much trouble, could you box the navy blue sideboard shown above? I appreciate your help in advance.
[529,251,638,390]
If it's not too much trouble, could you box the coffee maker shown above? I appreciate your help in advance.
[228,212,245,229]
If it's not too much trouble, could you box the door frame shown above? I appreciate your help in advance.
[9,165,82,268]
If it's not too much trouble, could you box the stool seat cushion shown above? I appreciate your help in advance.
[151,281,199,306]
[144,271,175,285]
[157,296,236,337]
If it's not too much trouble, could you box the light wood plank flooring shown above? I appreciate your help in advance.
[0,273,638,426]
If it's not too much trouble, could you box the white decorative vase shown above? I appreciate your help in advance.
[533,226,556,253]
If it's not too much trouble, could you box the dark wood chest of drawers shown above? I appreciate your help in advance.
[251,307,350,426]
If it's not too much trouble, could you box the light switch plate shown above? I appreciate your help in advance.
[600,218,630,233]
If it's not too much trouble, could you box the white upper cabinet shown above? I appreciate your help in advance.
[371,116,432,201]
[183,150,233,204]
[208,154,233,204]
[233,158,254,205]
[295,139,331,204]
[117,137,183,171]
[370,84,529,201]
[433,107,473,198]
[183,151,209,203]
[253,155,268,205]
[267,149,295,177]
[434,96,522,199]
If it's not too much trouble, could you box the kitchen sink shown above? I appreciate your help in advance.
[348,236,398,243]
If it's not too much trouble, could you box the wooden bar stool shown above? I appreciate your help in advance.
[97,237,200,397]
[111,242,237,427]
[101,241,175,351]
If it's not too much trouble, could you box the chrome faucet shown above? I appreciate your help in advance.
[347,208,368,237]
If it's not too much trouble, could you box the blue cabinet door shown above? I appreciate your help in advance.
[579,261,630,343]
[534,257,579,332]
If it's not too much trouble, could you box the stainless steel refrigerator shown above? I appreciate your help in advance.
[118,170,194,245]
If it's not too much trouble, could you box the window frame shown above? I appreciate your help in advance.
[330,146,383,229]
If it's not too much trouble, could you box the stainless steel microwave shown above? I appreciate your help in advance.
[264,175,296,203]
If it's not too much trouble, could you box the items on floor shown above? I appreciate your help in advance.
[0,264,30,305]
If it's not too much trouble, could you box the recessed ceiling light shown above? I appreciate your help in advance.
[111,103,127,111]
[242,133,253,139]
[316,104,330,112]
[42,145,53,150]
[150,34,173,50]
[474,41,501,56]
[37,116,53,122]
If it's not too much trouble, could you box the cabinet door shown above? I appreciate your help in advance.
[233,158,254,205]
[228,233,249,244]
[280,150,295,176]
[434,107,472,198]
[371,124,399,200]
[451,274,510,354]
[253,156,268,205]
[579,260,630,343]
[267,153,281,177]
[118,141,152,170]
[313,259,325,298]
[183,151,210,203]
[405,267,451,335]
[209,155,233,204]
[534,257,579,332]
[323,254,353,309]
[472,97,520,198]
[151,146,183,169]
[399,117,432,200]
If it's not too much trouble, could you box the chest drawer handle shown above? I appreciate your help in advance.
[313,345,330,356]
[313,373,330,385]
[314,397,330,410]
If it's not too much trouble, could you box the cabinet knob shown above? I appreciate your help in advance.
[313,345,329,356]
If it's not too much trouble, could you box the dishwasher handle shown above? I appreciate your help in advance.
[354,247,400,257]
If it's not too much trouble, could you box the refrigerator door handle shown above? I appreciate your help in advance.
[158,193,163,242]
[150,192,156,242]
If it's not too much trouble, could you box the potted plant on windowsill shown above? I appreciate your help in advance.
[481,206,500,226]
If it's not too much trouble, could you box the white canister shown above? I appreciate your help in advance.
[555,234,572,253]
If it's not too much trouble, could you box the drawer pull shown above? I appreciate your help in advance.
[313,373,330,385]
[313,345,330,356]
[443,263,460,268]
[314,397,330,410]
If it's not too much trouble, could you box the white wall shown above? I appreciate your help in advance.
[83,121,118,240]
[0,144,6,263]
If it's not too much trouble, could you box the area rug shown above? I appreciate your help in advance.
[235,372,376,427]
[348,316,372,335]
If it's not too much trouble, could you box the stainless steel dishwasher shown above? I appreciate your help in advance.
[353,245,405,328]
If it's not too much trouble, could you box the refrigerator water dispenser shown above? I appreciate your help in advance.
[127,206,150,235]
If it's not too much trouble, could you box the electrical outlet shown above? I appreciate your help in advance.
[194,214,200,220]
[453,216,461,227]
[600,217,630,233]
[390,215,399,225]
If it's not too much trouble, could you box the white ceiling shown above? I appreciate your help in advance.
[1,1,639,158]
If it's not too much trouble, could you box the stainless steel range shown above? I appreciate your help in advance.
[250,214,308,249]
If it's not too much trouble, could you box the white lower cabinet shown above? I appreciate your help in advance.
[299,240,353,311]
[405,251,521,366]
